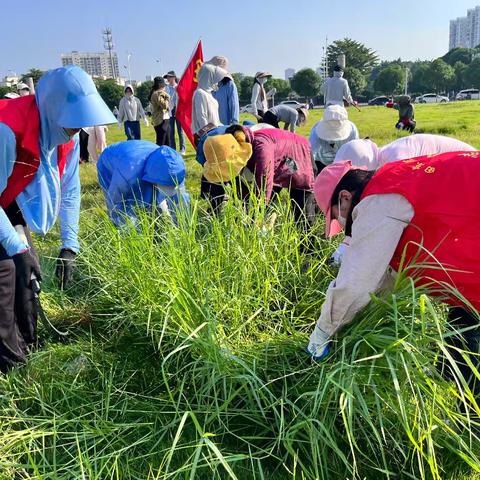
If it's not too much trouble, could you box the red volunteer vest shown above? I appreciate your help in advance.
[0,95,73,209]
[362,151,480,310]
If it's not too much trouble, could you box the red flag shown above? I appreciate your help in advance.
[176,40,204,149]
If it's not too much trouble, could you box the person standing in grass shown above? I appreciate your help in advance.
[164,71,186,155]
[149,77,171,147]
[97,140,190,227]
[208,56,240,126]
[85,125,108,162]
[0,65,116,371]
[117,85,148,140]
[309,105,359,171]
[191,63,229,142]
[201,125,315,222]
[262,104,309,132]
[251,71,272,120]
[308,153,480,406]
[322,65,353,107]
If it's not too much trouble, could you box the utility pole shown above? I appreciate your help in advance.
[404,66,409,95]
[103,28,116,80]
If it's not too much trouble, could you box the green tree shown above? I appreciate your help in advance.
[374,64,405,95]
[21,68,44,85]
[465,57,480,88]
[409,62,431,93]
[232,73,244,100]
[95,79,124,110]
[344,67,367,97]
[268,78,292,99]
[424,59,455,92]
[453,61,468,91]
[327,38,379,75]
[0,86,14,98]
[290,68,321,98]
[239,76,254,104]
[441,47,473,66]
[136,81,154,107]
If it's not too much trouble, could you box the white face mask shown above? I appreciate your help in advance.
[258,77,267,85]
[337,197,347,228]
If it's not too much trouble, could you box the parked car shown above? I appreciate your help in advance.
[240,104,254,114]
[279,100,308,109]
[416,93,449,104]
[456,88,480,100]
[368,96,390,106]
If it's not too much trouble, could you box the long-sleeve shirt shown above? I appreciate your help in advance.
[0,123,81,256]
[268,105,298,132]
[192,89,221,135]
[313,194,414,337]
[323,76,353,107]
[117,96,147,123]
[251,82,268,116]
[150,90,170,127]
[166,84,178,112]
[309,121,359,166]
[212,80,240,125]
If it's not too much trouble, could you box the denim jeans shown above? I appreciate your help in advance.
[169,109,185,151]
[124,120,141,140]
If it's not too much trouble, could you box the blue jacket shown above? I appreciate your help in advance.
[0,66,115,257]
[212,80,239,126]
[97,141,190,227]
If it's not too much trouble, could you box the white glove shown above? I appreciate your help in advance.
[144,118,149,126]
[117,121,122,129]
[328,237,351,267]
[307,325,331,360]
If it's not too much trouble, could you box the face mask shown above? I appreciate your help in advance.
[337,197,347,228]
[258,77,267,85]
[125,92,132,98]
[61,128,73,142]
[334,71,344,78]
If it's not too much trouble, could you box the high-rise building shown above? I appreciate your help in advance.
[61,51,120,78]
[285,68,295,80]
[449,6,480,50]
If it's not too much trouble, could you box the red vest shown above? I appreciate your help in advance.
[362,151,480,310]
[0,95,73,209]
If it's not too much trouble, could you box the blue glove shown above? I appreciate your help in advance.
[307,325,331,360]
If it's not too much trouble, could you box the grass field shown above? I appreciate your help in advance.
[0,102,479,479]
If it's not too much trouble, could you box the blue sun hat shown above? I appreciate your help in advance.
[142,146,186,187]
[36,65,116,131]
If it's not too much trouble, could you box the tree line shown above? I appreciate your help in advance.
[6,40,480,108]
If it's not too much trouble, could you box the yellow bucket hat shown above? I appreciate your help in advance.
[203,131,253,183]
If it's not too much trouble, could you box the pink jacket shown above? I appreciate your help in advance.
[243,127,314,201]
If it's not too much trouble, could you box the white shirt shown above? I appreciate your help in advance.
[251,83,268,115]
[191,89,221,134]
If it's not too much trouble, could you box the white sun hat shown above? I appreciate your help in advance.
[315,105,352,142]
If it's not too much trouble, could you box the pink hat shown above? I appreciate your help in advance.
[313,161,367,237]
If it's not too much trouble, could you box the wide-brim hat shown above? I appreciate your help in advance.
[16,82,29,91]
[255,71,272,79]
[315,105,351,142]
[313,160,367,237]
[203,132,253,183]
[163,71,176,78]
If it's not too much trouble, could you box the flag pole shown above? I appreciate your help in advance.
[179,38,202,80]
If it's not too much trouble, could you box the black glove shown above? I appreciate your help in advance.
[13,249,42,286]
[55,249,76,290]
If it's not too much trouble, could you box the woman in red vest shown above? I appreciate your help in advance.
[307,152,480,399]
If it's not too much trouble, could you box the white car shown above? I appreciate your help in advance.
[240,104,254,114]
[279,100,308,109]
[456,88,480,100]
[416,93,449,104]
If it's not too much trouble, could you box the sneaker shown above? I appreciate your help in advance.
[180,148,186,155]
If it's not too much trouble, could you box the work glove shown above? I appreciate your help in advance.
[328,241,349,268]
[144,118,149,127]
[307,325,331,361]
[117,121,122,129]
[55,249,76,290]
[13,249,42,286]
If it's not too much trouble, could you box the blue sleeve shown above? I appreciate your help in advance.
[0,123,29,256]
[59,138,81,252]
[229,82,240,124]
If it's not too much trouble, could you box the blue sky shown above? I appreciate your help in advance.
[2,0,477,80]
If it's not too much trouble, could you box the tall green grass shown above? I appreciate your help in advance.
[0,192,478,479]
